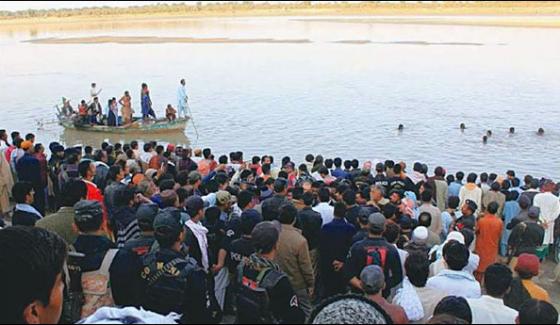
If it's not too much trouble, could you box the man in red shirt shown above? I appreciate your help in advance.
[78,160,109,235]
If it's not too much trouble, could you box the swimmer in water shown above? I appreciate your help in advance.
[538,128,545,136]
[487,130,493,137]
[398,124,404,131]
[460,123,466,131]
[483,135,488,144]
[509,127,515,134]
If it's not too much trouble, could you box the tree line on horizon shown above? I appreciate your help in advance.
[0,1,558,19]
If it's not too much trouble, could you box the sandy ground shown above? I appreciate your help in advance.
[24,36,312,45]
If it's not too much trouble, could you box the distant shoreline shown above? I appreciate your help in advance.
[2,2,560,29]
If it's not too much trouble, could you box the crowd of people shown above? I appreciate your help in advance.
[0,128,559,324]
[58,80,188,127]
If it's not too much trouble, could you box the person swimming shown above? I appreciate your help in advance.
[460,123,466,130]
[398,124,404,131]
[509,127,515,134]
[483,135,488,144]
[487,130,493,137]
[538,128,545,136]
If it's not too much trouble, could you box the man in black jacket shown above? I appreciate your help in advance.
[508,207,545,258]
[261,178,289,221]
[345,212,403,298]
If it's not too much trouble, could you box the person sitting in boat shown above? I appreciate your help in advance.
[107,98,120,127]
[119,91,133,125]
[141,83,156,120]
[166,104,177,122]
[88,97,102,125]
[60,97,74,117]
[77,100,88,123]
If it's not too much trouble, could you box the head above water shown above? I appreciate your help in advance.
[460,123,466,130]
[538,128,545,135]
[509,127,515,134]
[398,124,404,131]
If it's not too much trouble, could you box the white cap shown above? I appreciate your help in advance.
[444,231,465,245]
[412,226,429,243]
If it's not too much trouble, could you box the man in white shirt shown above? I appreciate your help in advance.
[426,241,481,299]
[90,82,102,101]
[533,179,560,246]
[313,187,334,226]
[177,79,188,118]
[467,264,517,324]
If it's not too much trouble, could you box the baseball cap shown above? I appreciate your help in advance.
[515,253,540,277]
[136,203,159,226]
[153,208,183,235]
[368,213,386,232]
[240,209,263,235]
[528,206,541,219]
[74,200,103,225]
[360,265,385,295]
[251,221,281,254]
[216,190,232,206]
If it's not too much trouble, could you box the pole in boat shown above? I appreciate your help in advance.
[185,99,200,145]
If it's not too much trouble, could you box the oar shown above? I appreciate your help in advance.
[186,99,200,146]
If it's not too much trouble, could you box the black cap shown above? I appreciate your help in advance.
[153,208,183,236]
[136,203,159,225]
[465,199,478,212]
[74,200,103,225]
[251,221,281,254]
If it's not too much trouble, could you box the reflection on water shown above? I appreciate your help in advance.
[61,128,191,148]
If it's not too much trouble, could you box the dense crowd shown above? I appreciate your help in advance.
[0,128,559,324]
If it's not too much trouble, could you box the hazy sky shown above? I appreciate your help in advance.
[0,1,193,12]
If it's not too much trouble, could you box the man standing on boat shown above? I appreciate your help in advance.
[177,79,188,118]
[141,83,156,120]
[90,82,102,101]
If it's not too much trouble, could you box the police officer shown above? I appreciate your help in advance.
[236,221,305,324]
[122,203,159,257]
[139,208,212,324]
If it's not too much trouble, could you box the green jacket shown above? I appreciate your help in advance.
[36,207,78,245]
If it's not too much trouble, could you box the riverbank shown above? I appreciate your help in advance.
[1,2,560,30]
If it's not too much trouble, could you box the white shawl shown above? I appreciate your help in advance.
[185,219,209,272]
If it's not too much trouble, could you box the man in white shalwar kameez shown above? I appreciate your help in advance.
[177,79,188,118]
[533,180,560,245]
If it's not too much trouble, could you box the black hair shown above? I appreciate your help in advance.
[519,299,559,324]
[484,263,512,297]
[455,171,465,181]
[343,160,352,170]
[351,159,359,169]
[343,189,356,206]
[305,154,314,163]
[114,187,135,207]
[393,163,402,174]
[318,187,330,203]
[480,172,488,183]
[448,196,460,209]
[107,165,122,183]
[218,155,228,164]
[421,190,433,202]
[384,160,395,169]
[252,156,261,164]
[202,148,211,159]
[143,143,152,153]
[78,160,93,178]
[487,201,499,214]
[460,228,475,248]
[274,178,288,193]
[262,163,271,175]
[491,181,501,191]
[333,157,342,168]
[155,226,182,249]
[446,174,455,185]
[159,179,176,192]
[333,202,346,219]
[383,222,400,244]
[176,170,189,187]
[0,227,67,324]
[434,166,445,177]
[12,182,33,204]
[237,190,253,210]
[278,171,288,179]
[418,212,432,228]
[433,296,472,324]
[60,180,88,207]
[278,204,298,225]
[215,173,229,187]
[25,133,35,141]
[443,241,469,271]
[302,192,314,206]
[324,159,334,169]
[466,172,477,183]
[240,213,261,236]
[383,203,397,219]
[405,253,430,287]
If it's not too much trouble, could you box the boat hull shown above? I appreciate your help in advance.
[58,117,189,134]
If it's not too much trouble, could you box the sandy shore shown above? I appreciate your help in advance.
[24,36,311,45]
[333,40,485,46]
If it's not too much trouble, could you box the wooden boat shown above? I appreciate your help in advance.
[57,114,189,134]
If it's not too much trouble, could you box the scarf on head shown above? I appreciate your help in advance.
[185,219,209,272]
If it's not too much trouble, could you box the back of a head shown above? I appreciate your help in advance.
[343,160,352,170]
[393,163,402,175]
[443,241,470,271]
[455,171,464,181]
[460,228,475,248]
[487,201,499,215]
[433,296,472,324]
[305,154,314,163]
[278,203,297,225]
[310,295,390,324]
[434,166,445,177]
[519,299,559,325]
[61,180,87,207]
[466,173,477,183]
[202,148,211,159]
[153,209,183,249]
[74,200,104,233]
[251,221,280,255]
[302,191,315,207]
[0,227,68,324]
[333,157,342,168]
[490,181,501,192]
[240,210,263,236]
[318,187,331,203]
[448,196,460,210]
[237,190,254,210]
[421,190,433,203]
[418,212,433,228]
[274,178,288,194]
[360,265,385,296]
[405,253,430,288]
[12,181,33,204]
[480,172,488,183]
[333,201,346,219]
[484,263,512,297]
[78,160,92,178]
[383,222,400,244]
[343,189,356,206]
